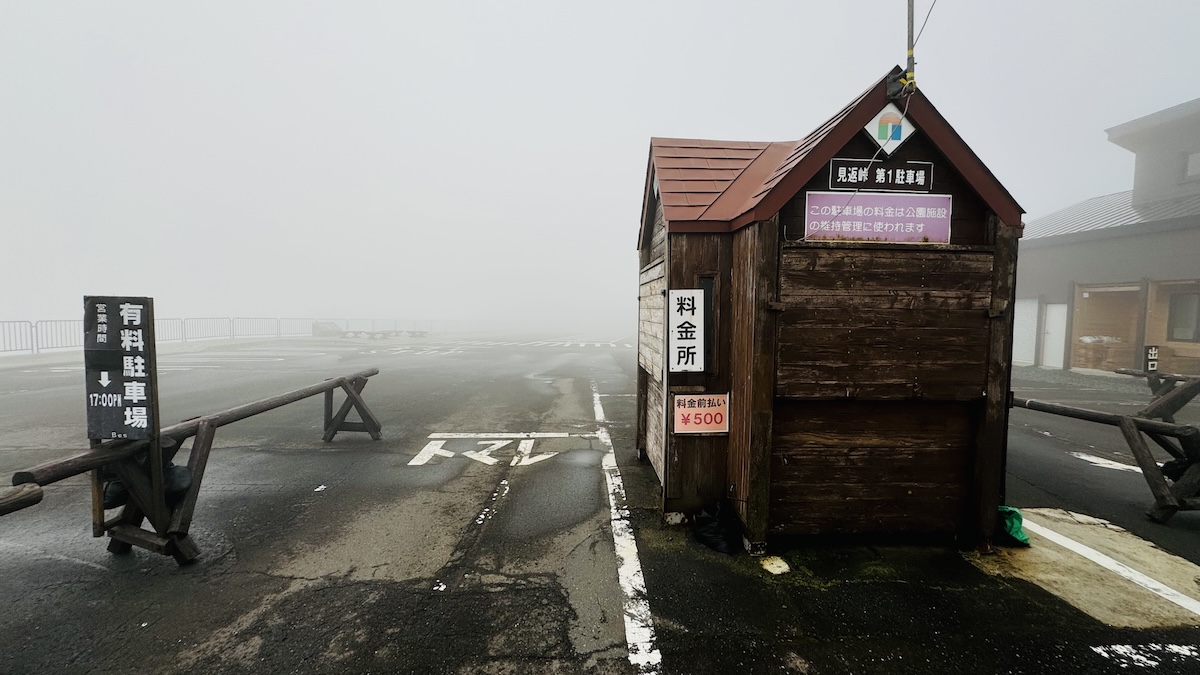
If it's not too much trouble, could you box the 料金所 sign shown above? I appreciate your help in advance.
[668,289,705,373]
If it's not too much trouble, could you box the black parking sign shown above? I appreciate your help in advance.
[84,296,158,440]
[1144,345,1160,373]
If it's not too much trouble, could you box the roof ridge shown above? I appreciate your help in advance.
[696,141,797,221]
[1027,191,1134,224]
[644,65,1027,234]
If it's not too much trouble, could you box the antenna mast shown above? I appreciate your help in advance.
[889,1,918,99]
[906,0,916,89]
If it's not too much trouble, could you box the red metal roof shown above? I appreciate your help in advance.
[644,67,1024,237]
[650,138,773,225]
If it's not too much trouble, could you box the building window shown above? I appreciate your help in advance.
[1188,152,1200,180]
[1168,293,1200,342]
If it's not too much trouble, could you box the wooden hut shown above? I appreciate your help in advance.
[635,67,1024,550]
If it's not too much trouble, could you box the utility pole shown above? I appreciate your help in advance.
[907,0,916,88]
[889,0,918,99]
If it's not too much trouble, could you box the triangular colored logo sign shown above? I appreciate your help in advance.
[865,102,917,155]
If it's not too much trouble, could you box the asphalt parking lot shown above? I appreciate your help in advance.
[2,337,1200,674]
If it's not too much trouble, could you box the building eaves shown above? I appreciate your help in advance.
[646,66,1026,235]
[1022,190,1200,240]
[1106,97,1200,150]
[648,137,770,227]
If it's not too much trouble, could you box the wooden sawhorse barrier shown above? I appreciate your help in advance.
[0,368,381,565]
[1013,375,1200,524]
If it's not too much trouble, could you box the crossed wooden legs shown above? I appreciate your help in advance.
[97,379,382,565]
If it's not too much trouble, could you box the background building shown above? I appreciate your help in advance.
[1014,98,1200,375]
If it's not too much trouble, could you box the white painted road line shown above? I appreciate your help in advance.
[408,440,454,466]
[1023,518,1200,618]
[1069,452,1142,474]
[428,432,577,439]
[408,435,575,466]
[1092,643,1200,669]
[592,380,661,674]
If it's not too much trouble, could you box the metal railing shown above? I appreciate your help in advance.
[0,321,34,354]
[35,320,85,351]
[0,317,476,355]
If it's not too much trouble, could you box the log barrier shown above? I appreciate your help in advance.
[4,368,381,565]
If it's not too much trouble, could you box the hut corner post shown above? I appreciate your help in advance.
[972,214,1020,548]
[744,216,780,551]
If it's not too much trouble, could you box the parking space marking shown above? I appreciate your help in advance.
[1069,451,1142,474]
[1023,518,1200,617]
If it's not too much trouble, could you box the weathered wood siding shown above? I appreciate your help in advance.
[649,202,667,263]
[638,259,666,482]
[763,131,1010,538]
[770,246,992,534]
[664,233,733,511]
[776,248,994,400]
[768,400,976,534]
[728,217,778,541]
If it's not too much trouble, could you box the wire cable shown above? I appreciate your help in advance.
[913,0,938,48]
[836,89,915,216]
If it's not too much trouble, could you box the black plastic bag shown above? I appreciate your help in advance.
[1162,458,1192,482]
[691,500,743,555]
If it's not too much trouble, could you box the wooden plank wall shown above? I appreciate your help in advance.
[729,230,754,524]
[649,203,667,263]
[638,259,666,483]
[776,249,994,400]
[665,233,732,511]
[771,246,995,535]
[728,217,779,542]
[769,400,976,534]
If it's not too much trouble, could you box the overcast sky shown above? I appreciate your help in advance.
[2,1,1195,329]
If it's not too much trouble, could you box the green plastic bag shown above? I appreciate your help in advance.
[997,505,1031,547]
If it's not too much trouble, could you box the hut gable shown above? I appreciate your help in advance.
[640,66,1024,241]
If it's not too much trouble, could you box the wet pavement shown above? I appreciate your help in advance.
[1,339,1199,673]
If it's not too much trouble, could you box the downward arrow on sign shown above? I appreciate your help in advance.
[98,372,112,387]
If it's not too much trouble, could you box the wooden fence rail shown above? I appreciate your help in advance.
[3,367,381,565]
[1012,381,1200,524]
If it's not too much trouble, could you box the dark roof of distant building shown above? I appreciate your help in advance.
[642,66,1024,239]
[1022,190,1200,241]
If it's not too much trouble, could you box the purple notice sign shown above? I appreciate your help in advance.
[804,191,953,244]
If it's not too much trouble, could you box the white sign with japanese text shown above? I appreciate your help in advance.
[668,289,705,373]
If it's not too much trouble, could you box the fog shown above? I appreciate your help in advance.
[1,1,1195,333]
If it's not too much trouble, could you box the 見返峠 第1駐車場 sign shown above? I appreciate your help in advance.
[804,191,953,244]
[84,296,158,441]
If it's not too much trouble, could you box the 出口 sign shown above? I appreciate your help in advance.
[673,393,729,434]
[84,296,158,440]
[668,289,705,373]
[1145,345,1160,373]
[804,191,953,244]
